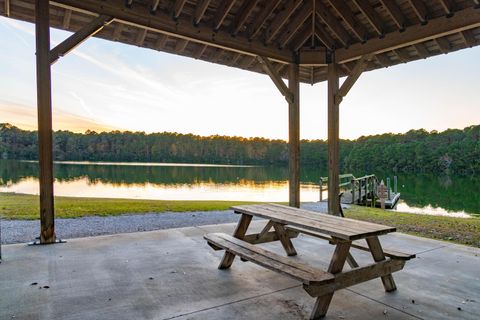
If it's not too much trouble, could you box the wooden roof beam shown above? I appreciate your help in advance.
[126,0,134,8]
[50,14,113,64]
[62,9,72,29]
[112,22,123,40]
[413,43,429,57]
[248,0,282,40]
[278,2,313,48]
[298,48,327,66]
[135,28,148,45]
[379,0,406,31]
[335,6,480,63]
[315,24,336,50]
[213,0,236,31]
[52,0,293,63]
[336,54,373,104]
[327,0,367,42]
[256,56,294,104]
[173,0,188,19]
[461,29,477,47]
[193,44,207,59]
[291,21,314,51]
[150,0,160,13]
[407,0,429,24]
[374,53,391,66]
[438,0,455,17]
[231,0,259,36]
[174,38,189,53]
[352,0,385,37]
[435,37,451,53]
[315,0,351,47]
[155,33,168,49]
[4,0,10,17]
[265,0,303,44]
[194,0,212,25]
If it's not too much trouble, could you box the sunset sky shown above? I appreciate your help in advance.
[0,16,479,140]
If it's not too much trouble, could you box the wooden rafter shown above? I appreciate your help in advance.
[335,6,480,63]
[112,22,123,40]
[256,56,294,104]
[335,54,373,104]
[265,0,303,44]
[278,1,313,48]
[408,0,429,24]
[291,21,314,51]
[62,9,72,29]
[352,0,385,36]
[438,0,455,17]
[315,0,351,47]
[231,0,259,36]
[393,48,410,62]
[193,43,207,59]
[213,0,236,31]
[248,0,282,39]
[327,0,367,42]
[374,52,391,66]
[194,0,212,25]
[50,15,113,64]
[461,30,477,47]
[150,0,160,13]
[315,24,336,50]
[173,0,188,19]
[414,43,429,57]
[135,28,147,45]
[174,38,188,53]
[435,37,451,53]
[239,55,255,68]
[379,0,406,31]
[53,0,292,63]
[4,0,10,17]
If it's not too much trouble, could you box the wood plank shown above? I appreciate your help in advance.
[248,0,282,40]
[243,229,299,245]
[213,0,236,31]
[335,6,480,63]
[237,204,396,237]
[35,0,55,244]
[194,0,212,25]
[315,0,351,47]
[173,0,188,19]
[265,0,303,44]
[278,2,313,48]
[285,226,416,260]
[205,233,334,285]
[408,0,429,24]
[232,205,395,240]
[352,0,385,36]
[304,258,405,297]
[273,223,298,256]
[231,0,259,36]
[288,63,300,208]
[327,0,367,42]
[379,0,406,31]
[367,236,397,292]
[62,8,72,29]
[218,213,252,269]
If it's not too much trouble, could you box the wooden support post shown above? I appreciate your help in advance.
[327,57,340,216]
[288,63,300,208]
[35,0,55,244]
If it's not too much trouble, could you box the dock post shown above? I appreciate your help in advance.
[351,179,355,204]
[387,177,391,200]
[319,178,323,202]
[394,176,398,194]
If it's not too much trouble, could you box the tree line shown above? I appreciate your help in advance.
[0,123,478,174]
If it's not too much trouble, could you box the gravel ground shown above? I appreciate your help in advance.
[0,202,337,244]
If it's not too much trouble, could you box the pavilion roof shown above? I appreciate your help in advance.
[1,0,479,83]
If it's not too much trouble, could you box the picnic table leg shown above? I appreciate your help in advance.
[366,236,397,292]
[273,223,297,256]
[311,240,351,319]
[218,213,252,269]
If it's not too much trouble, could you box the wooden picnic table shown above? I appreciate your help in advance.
[205,204,415,319]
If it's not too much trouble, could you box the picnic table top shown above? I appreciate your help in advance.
[231,204,396,241]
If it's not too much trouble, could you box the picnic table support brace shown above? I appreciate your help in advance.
[218,213,252,269]
[311,240,351,319]
[272,222,297,256]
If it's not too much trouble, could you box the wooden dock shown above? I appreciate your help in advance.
[319,174,401,209]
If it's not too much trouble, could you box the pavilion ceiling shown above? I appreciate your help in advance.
[1,0,479,83]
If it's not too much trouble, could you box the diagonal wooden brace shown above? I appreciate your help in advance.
[256,56,294,104]
[334,53,373,105]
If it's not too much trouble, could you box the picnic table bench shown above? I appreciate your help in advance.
[204,204,415,319]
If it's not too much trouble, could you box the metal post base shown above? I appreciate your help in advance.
[28,238,66,246]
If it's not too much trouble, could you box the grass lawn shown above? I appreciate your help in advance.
[2,192,479,248]
[0,192,257,220]
[344,206,480,248]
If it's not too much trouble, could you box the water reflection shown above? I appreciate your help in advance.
[0,160,478,216]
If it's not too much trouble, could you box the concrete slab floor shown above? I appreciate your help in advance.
[0,221,479,320]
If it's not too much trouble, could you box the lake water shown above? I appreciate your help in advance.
[0,160,478,217]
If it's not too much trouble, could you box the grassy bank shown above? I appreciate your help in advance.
[0,192,257,220]
[2,192,479,247]
[344,206,480,248]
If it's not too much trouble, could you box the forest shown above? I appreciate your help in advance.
[0,123,478,174]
